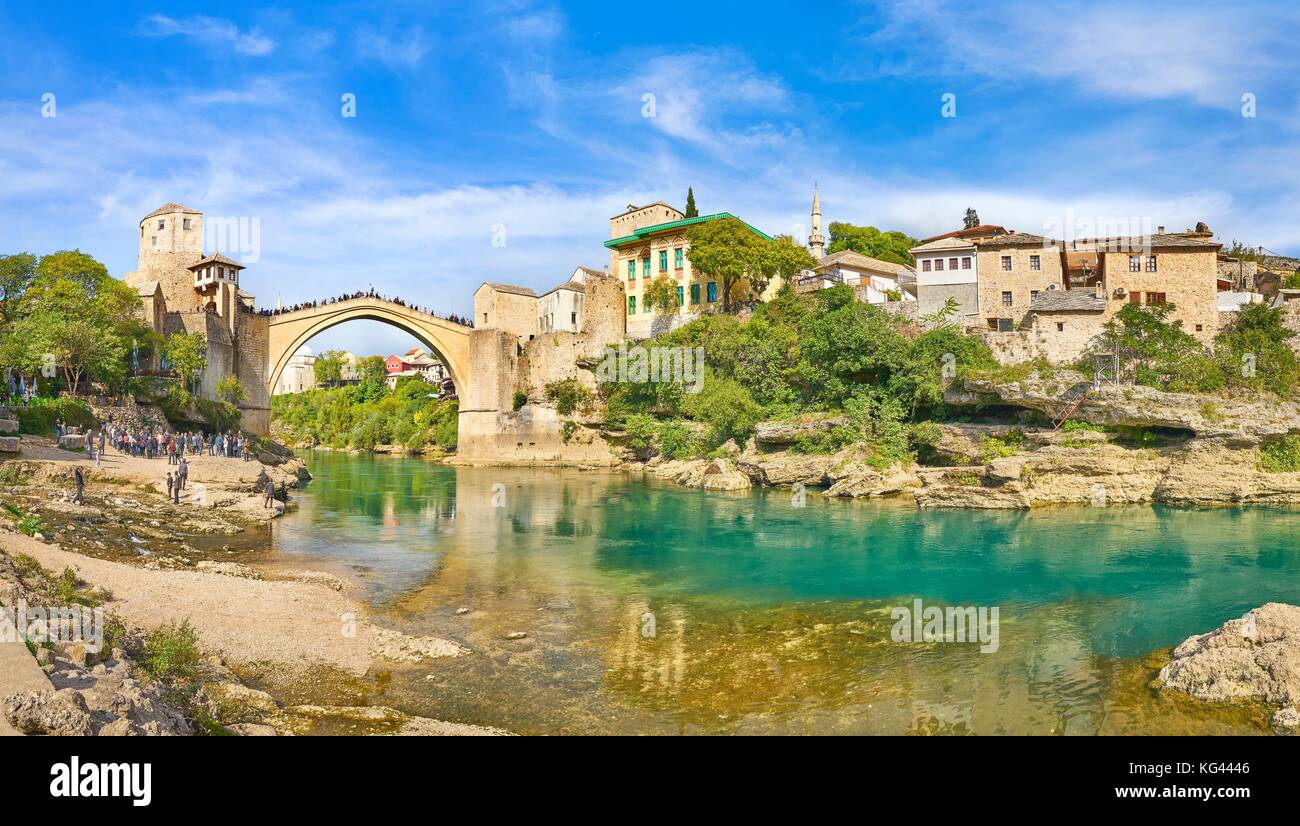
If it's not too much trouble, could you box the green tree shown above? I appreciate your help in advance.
[1090,302,1221,391]
[684,217,773,313]
[684,188,698,218]
[963,208,981,229]
[163,332,207,393]
[643,274,678,314]
[2,250,142,395]
[216,374,246,405]
[314,350,345,385]
[355,355,388,402]
[0,252,36,326]
[826,223,918,266]
[767,234,817,288]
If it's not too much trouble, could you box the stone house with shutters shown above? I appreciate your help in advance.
[973,231,1067,331]
[978,231,1223,365]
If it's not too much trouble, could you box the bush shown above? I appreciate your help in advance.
[142,619,202,682]
[512,391,528,411]
[1258,435,1300,473]
[545,379,593,416]
[15,397,95,435]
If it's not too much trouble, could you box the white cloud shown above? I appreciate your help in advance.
[864,0,1298,108]
[140,14,275,57]
[355,26,432,70]
[505,9,565,43]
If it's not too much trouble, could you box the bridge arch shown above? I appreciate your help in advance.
[264,298,472,402]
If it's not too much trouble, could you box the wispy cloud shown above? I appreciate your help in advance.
[863,0,1298,109]
[355,26,432,71]
[140,14,275,57]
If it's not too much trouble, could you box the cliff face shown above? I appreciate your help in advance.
[946,374,1300,446]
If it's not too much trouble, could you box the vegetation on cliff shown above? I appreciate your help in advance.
[271,376,458,452]
[601,284,997,466]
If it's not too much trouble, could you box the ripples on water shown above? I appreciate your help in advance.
[261,452,1297,735]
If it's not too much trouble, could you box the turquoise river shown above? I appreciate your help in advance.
[252,451,1300,735]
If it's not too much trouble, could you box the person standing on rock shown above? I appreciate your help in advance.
[263,478,276,509]
[97,430,105,467]
[73,466,85,505]
[177,457,188,492]
[166,471,174,503]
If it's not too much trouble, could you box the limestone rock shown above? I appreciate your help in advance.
[1157,603,1300,706]
[3,688,96,736]
[754,416,847,446]
[949,374,1300,445]
[824,462,919,498]
[58,434,87,451]
[1272,706,1300,735]
[1,436,22,453]
[0,418,18,434]
[698,458,752,491]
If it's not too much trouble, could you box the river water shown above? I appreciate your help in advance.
[260,451,1300,734]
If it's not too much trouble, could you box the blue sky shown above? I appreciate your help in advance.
[2,0,1299,355]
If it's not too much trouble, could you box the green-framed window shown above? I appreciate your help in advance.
[627,260,635,280]
[628,296,636,315]
[706,282,717,303]
[690,283,700,304]
[642,257,650,276]
[675,248,684,268]
[659,251,668,271]
[676,286,684,307]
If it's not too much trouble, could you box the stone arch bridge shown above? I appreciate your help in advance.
[244,296,472,434]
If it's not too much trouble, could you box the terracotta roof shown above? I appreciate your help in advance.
[480,282,537,297]
[187,253,246,270]
[1029,289,1105,312]
[143,203,200,220]
[814,250,912,277]
[919,225,1006,243]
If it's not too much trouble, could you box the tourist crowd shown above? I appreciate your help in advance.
[252,287,473,327]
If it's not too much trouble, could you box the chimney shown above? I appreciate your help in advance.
[1157,225,1165,234]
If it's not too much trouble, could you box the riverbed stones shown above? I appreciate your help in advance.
[0,436,19,453]
[1157,602,1300,706]
[0,418,18,434]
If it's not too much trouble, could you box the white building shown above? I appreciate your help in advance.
[273,345,317,395]
[539,266,600,333]
[796,250,916,303]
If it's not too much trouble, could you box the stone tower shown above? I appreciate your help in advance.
[129,203,205,313]
[808,186,825,259]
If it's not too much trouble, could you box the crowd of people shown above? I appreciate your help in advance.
[95,421,256,463]
[252,287,473,327]
[56,418,271,507]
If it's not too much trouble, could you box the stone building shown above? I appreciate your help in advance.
[979,230,1223,365]
[122,203,271,431]
[273,346,316,395]
[604,202,774,339]
[910,225,1006,323]
[795,250,916,303]
[974,231,1067,331]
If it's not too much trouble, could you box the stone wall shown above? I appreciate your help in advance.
[977,246,1066,328]
[981,311,1105,366]
[917,282,978,322]
[1098,249,1219,344]
[474,286,539,342]
[236,312,270,435]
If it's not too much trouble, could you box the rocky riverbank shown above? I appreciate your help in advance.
[615,375,1300,509]
[0,436,507,736]
[1157,603,1300,735]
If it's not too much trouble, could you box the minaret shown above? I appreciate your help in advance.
[808,185,825,259]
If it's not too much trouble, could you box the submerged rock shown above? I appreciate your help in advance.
[1157,603,1300,708]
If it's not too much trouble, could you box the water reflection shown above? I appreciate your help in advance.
[267,452,1300,734]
